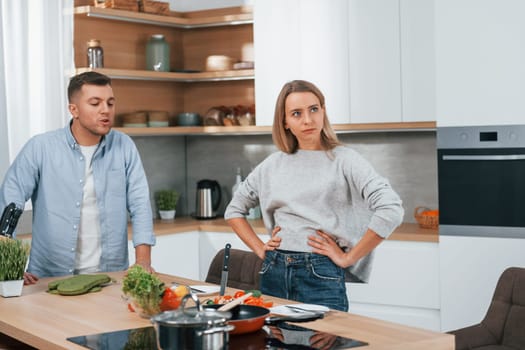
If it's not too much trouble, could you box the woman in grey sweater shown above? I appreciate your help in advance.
[224,80,404,311]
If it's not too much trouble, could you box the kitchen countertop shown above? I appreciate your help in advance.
[148,217,439,243]
[16,217,438,243]
[0,271,453,349]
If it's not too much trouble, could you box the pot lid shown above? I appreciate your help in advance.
[151,308,231,327]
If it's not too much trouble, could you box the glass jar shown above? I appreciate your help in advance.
[86,39,104,68]
[146,34,170,72]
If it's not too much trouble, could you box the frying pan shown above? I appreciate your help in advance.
[203,304,324,335]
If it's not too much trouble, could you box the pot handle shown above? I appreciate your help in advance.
[211,180,222,211]
[181,292,203,315]
[197,324,235,336]
[265,312,324,325]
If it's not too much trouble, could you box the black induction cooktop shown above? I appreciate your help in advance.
[67,322,368,350]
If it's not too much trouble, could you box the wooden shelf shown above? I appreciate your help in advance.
[74,6,253,28]
[115,121,436,136]
[75,67,254,82]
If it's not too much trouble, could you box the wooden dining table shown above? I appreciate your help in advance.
[0,271,454,350]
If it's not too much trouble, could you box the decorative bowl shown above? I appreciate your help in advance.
[177,112,201,126]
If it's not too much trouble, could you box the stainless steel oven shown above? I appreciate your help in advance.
[437,125,525,238]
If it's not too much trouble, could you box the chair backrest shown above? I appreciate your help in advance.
[494,267,525,348]
[449,266,525,350]
[205,248,263,291]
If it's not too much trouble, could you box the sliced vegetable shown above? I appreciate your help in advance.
[244,289,262,297]
[210,289,272,308]
[234,290,246,298]
[159,286,181,311]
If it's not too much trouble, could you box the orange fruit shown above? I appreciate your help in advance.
[173,285,190,298]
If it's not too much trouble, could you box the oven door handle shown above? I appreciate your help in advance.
[442,154,525,161]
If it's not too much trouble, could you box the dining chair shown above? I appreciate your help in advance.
[448,266,525,350]
[205,248,263,291]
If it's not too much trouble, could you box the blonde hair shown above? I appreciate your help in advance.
[272,80,341,153]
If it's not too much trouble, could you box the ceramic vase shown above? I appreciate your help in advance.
[159,210,176,220]
[0,279,24,297]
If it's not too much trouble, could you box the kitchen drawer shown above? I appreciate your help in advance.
[347,240,440,309]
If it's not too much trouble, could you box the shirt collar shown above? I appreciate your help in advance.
[64,119,109,150]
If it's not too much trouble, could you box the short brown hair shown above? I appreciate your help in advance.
[68,71,112,102]
[272,80,341,153]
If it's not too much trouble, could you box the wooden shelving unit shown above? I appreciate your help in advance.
[74,6,253,28]
[75,67,254,82]
[115,121,436,137]
[74,5,255,119]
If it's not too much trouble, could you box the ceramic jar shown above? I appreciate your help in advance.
[146,34,170,72]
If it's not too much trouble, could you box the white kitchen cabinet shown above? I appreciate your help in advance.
[347,240,441,331]
[128,231,200,280]
[348,0,401,123]
[254,0,350,125]
[435,0,525,127]
[349,0,435,123]
[255,0,434,125]
[399,0,435,122]
[439,235,525,332]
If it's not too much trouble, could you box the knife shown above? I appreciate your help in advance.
[219,243,231,296]
[0,203,23,238]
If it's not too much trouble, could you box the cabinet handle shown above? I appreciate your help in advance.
[442,154,525,161]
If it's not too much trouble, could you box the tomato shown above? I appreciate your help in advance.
[263,301,274,308]
[244,296,263,306]
[160,287,181,311]
[234,291,245,299]
[214,295,234,304]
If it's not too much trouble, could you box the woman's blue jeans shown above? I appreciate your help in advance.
[260,250,348,312]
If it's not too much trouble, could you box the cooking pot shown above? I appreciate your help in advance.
[204,304,324,335]
[151,294,234,350]
[195,179,222,219]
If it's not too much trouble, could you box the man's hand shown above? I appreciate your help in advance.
[23,272,39,285]
[131,261,155,274]
[133,244,154,273]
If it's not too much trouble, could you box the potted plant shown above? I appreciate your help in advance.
[155,189,179,220]
[0,238,30,297]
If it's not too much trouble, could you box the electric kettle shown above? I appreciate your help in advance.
[195,179,222,219]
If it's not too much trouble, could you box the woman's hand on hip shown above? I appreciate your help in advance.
[263,226,282,252]
[308,230,350,268]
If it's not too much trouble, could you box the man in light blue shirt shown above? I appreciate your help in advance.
[0,72,155,283]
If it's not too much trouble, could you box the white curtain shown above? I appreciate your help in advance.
[0,0,74,179]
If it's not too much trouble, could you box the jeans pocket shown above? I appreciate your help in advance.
[260,261,271,275]
[309,259,342,281]
[259,251,274,276]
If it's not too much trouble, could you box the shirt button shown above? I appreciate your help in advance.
[73,225,77,229]
[80,179,83,184]
[71,248,75,252]
[76,202,80,207]
[80,156,84,161]
[69,269,73,273]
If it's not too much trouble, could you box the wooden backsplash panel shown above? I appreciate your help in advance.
[111,80,183,122]
[182,25,253,71]
[183,80,255,117]
[74,16,183,70]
